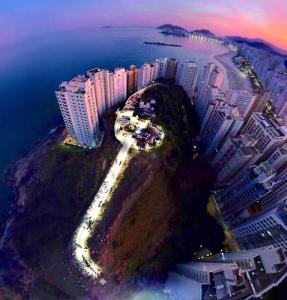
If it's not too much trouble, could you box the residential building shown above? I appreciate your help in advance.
[215,161,278,225]
[259,168,287,210]
[166,261,249,300]
[200,101,243,155]
[241,112,287,161]
[127,65,138,94]
[268,144,287,173]
[207,246,287,298]
[231,205,287,251]
[212,135,261,185]
[226,89,255,119]
[55,75,100,148]
[175,60,198,98]
[113,67,127,104]
[243,91,271,122]
[87,68,112,116]
[138,63,153,89]
[163,57,177,79]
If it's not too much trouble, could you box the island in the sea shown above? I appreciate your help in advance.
[143,41,182,47]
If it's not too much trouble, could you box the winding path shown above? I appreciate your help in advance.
[72,85,164,283]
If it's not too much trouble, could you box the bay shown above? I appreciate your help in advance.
[0,26,227,226]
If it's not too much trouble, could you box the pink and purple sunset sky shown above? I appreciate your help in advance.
[1,0,287,50]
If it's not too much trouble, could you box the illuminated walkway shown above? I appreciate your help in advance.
[72,84,164,283]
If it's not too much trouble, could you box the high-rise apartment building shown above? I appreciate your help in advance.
[55,75,100,148]
[231,205,287,251]
[175,60,198,98]
[166,246,287,300]
[127,65,138,94]
[200,101,243,155]
[267,144,287,172]
[215,161,277,225]
[163,57,177,79]
[138,63,153,90]
[226,89,256,119]
[243,91,271,122]
[259,168,287,211]
[87,68,112,116]
[241,112,287,161]
[212,135,261,185]
[113,67,127,104]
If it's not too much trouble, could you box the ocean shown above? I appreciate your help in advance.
[0,26,227,227]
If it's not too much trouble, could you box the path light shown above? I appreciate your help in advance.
[72,84,165,282]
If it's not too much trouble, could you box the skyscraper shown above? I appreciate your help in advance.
[212,135,261,185]
[175,60,198,98]
[113,67,127,104]
[215,161,277,225]
[243,91,271,122]
[200,101,243,155]
[127,65,138,94]
[87,68,112,116]
[226,89,256,119]
[55,75,100,148]
[197,85,225,123]
[196,63,224,118]
[137,63,153,90]
[241,112,287,161]
[163,57,177,79]
[231,205,287,251]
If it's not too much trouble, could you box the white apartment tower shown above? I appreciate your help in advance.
[175,60,198,98]
[212,135,261,185]
[226,89,256,119]
[138,63,153,90]
[201,101,244,155]
[87,68,111,116]
[113,67,127,104]
[231,205,287,251]
[215,161,277,225]
[242,112,287,161]
[55,75,100,148]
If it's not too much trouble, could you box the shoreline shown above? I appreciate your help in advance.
[211,47,231,92]
[213,48,253,92]
[0,126,63,250]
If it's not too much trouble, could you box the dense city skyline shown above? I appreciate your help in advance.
[1,0,287,51]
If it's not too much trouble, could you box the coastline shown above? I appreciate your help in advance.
[213,48,253,92]
[0,127,65,298]
[1,126,64,250]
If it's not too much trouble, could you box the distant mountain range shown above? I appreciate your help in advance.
[226,36,287,57]
[191,29,215,37]
[157,24,287,58]
[157,24,215,37]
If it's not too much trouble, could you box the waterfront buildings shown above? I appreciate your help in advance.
[200,100,243,155]
[55,75,100,148]
[138,63,153,90]
[240,44,287,122]
[127,65,138,94]
[212,135,261,185]
[113,67,127,104]
[226,89,255,119]
[87,68,112,116]
[163,57,177,79]
[231,205,287,251]
[215,161,278,225]
[196,64,224,121]
[175,60,198,98]
[166,246,287,299]
[241,112,287,161]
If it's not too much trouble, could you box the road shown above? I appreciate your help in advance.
[72,84,165,283]
[72,144,131,281]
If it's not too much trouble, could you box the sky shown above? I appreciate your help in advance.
[1,0,287,50]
